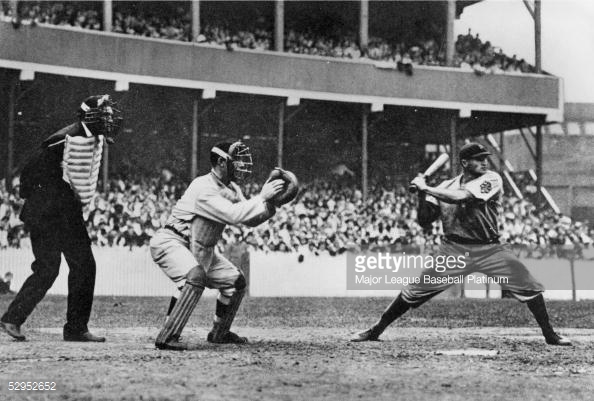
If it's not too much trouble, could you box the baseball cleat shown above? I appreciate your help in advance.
[545,333,572,346]
[350,328,381,342]
[207,330,248,344]
[155,339,202,351]
[0,321,26,341]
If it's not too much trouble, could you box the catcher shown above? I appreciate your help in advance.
[150,141,298,350]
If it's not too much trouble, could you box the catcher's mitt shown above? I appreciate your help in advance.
[266,167,298,207]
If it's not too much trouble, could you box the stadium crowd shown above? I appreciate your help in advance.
[0,174,592,259]
[2,1,534,73]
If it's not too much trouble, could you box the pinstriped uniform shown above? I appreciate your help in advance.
[150,171,269,292]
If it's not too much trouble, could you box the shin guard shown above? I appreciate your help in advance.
[155,284,204,348]
[209,288,246,343]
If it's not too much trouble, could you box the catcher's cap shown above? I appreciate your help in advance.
[211,145,232,160]
[459,142,491,160]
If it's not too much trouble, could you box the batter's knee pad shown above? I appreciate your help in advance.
[155,266,205,348]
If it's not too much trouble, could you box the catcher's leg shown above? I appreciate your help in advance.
[207,275,247,344]
[165,294,179,321]
[155,265,206,350]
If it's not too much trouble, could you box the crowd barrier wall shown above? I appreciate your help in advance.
[1,248,593,300]
[0,22,561,114]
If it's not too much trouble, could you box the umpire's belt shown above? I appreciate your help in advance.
[164,225,188,241]
[445,235,499,245]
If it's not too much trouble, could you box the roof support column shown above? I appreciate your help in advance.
[275,0,284,52]
[102,139,109,193]
[191,0,201,42]
[278,101,284,168]
[362,105,369,201]
[534,0,541,72]
[191,98,199,179]
[449,113,458,176]
[359,0,369,53]
[6,72,16,186]
[522,0,541,72]
[445,0,456,66]
[533,4,548,211]
[499,131,505,172]
[103,0,112,32]
[191,96,214,179]
[535,124,543,206]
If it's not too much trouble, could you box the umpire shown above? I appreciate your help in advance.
[352,142,571,346]
[0,95,122,342]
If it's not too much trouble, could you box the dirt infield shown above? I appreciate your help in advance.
[1,326,594,401]
[0,296,593,400]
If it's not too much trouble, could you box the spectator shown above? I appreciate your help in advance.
[0,272,14,295]
[9,4,533,73]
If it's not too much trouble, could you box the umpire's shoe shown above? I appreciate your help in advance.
[350,327,381,342]
[0,321,26,341]
[207,330,248,344]
[545,333,572,346]
[64,331,106,342]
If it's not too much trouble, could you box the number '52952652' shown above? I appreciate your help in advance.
[8,382,56,391]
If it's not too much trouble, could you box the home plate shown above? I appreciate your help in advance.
[435,349,499,356]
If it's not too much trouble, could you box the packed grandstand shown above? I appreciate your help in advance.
[1,0,534,74]
[1,174,592,259]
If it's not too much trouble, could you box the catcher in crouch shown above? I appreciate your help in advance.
[150,141,298,350]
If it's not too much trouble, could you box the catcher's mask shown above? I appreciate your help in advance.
[211,141,253,182]
[78,94,123,143]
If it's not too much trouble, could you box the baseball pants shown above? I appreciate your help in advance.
[2,216,96,334]
[401,240,545,305]
[150,229,242,298]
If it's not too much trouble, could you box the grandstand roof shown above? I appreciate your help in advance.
[457,1,484,14]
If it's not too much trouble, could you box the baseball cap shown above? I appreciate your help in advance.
[459,142,491,160]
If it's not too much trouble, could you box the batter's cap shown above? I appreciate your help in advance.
[459,142,491,160]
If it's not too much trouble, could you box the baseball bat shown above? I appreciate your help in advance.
[409,153,450,193]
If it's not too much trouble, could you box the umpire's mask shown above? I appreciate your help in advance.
[78,94,123,144]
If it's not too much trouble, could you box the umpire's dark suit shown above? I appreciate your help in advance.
[1,122,98,336]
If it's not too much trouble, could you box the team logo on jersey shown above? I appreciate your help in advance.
[480,181,492,193]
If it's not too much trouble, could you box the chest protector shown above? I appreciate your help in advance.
[61,135,104,205]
